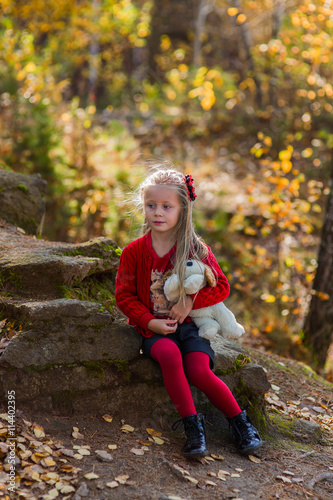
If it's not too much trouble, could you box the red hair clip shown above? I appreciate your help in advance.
[184,174,197,201]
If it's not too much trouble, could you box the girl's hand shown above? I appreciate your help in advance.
[147,318,178,335]
[169,296,193,324]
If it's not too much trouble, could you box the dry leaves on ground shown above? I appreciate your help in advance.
[265,386,333,432]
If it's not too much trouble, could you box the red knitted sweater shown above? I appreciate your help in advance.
[115,232,230,337]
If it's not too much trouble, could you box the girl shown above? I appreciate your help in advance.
[115,166,262,457]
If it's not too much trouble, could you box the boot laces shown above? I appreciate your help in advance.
[184,419,201,440]
[233,413,257,440]
[172,415,204,442]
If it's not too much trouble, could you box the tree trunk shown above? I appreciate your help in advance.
[230,0,262,107]
[193,0,214,66]
[303,155,333,371]
[89,0,101,104]
[271,0,286,39]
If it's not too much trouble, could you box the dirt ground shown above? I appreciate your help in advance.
[1,348,333,500]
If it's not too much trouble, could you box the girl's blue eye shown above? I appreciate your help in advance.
[164,205,170,209]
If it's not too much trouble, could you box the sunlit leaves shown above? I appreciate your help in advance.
[162,64,237,113]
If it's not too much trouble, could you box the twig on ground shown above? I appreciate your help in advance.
[160,457,188,481]
[307,472,333,490]
[296,450,316,460]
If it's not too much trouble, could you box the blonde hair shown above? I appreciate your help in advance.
[137,162,208,302]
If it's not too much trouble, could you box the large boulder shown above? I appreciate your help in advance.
[0,222,120,298]
[0,169,47,235]
[0,213,270,420]
[0,298,270,416]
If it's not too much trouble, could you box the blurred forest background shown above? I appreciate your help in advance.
[1,0,333,375]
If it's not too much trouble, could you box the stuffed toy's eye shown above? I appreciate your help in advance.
[186,261,193,266]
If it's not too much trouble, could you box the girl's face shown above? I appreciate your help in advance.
[144,185,182,237]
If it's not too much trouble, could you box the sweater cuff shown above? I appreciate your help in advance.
[139,312,156,330]
[189,292,203,310]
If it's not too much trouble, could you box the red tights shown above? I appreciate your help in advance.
[150,338,241,418]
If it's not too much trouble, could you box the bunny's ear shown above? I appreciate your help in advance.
[204,266,216,287]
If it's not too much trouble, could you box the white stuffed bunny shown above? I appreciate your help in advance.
[164,260,245,340]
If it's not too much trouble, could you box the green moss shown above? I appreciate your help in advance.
[233,377,267,431]
[114,247,122,257]
[25,358,131,382]
[60,274,116,314]
[91,323,107,330]
[268,413,294,439]
[63,250,82,257]
[83,361,105,379]
[214,354,251,377]
[17,184,28,193]
[26,217,37,227]
[101,242,115,252]
[109,359,130,381]
[5,271,24,290]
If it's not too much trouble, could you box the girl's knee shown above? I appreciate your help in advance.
[151,339,183,368]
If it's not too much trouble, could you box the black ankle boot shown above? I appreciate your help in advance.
[172,414,208,458]
[228,410,262,454]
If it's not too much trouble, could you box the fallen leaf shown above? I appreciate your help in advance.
[121,424,134,433]
[61,485,76,494]
[31,453,42,464]
[73,454,83,460]
[231,473,240,477]
[59,465,76,473]
[211,454,224,460]
[84,472,99,480]
[146,428,162,437]
[115,474,129,484]
[204,456,214,461]
[276,475,292,483]
[106,481,119,488]
[72,429,84,439]
[47,488,59,498]
[108,444,118,450]
[152,437,164,445]
[60,449,75,458]
[207,472,217,477]
[0,443,9,453]
[41,458,56,467]
[33,425,45,439]
[312,406,325,413]
[43,472,59,481]
[235,468,243,472]
[130,448,145,456]
[95,450,113,462]
[102,414,113,423]
[249,455,261,463]
[218,470,230,477]
[205,480,217,486]
[186,476,198,485]
[77,448,90,456]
